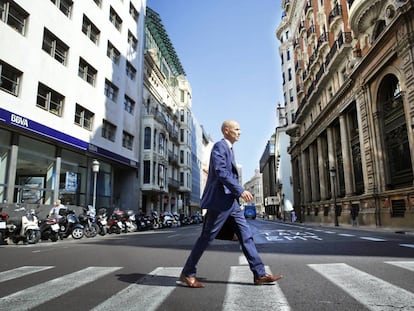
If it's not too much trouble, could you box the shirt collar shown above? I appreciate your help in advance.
[224,138,233,149]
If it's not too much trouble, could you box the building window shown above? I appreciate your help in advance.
[180,172,184,186]
[0,60,22,96]
[42,28,68,65]
[143,160,150,183]
[124,94,135,114]
[159,133,165,155]
[144,127,151,149]
[180,109,184,122]
[129,1,138,22]
[122,131,134,150]
[82,15,100,45]
[126,61,136,80]
[288,68,292,81]
[107,41,120,64]
[0,0,29,35]
[78,57,97,86]
[128,30,137,52]
[102,119,116,142]
[74,104,94,130]
[50,0,73,18]
[104,79,118,102]
[109,6,122,31]
[180,150,184,164]
[36,82,64,116]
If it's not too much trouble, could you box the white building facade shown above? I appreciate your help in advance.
[0,0,146,212]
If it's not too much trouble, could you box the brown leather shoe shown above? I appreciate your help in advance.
[176,273,205,288]
[254,273,283,285]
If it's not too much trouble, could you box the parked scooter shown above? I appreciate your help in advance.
[160,212,174,228]
[57,208,84,239]
[0,211,9,244]
[78,206,99,238]
[151,211,161,229]
[39,217,60,242]
[136,213,151,231]
[123,210,137,233]
[8,207,41,244]
[96,208,108,236]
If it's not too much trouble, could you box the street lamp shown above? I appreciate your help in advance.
[330,167,339,226]
[92,160,100,211]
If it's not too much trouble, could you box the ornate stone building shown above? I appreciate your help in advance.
[141,8,193,216]
[278,0,414,227]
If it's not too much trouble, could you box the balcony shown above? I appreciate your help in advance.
[328,4,343,27]
[304,1,312,16]
[307,25,316,39]
[349,0,383,36]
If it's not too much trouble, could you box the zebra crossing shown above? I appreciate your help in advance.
[0,261,413,310]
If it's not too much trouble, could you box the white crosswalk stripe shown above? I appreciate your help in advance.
[0,266,122,311]
[0,266,54,283]
[308,262,414,311]
[223,266,290,311]
[91,267,181,311]
[0,261,413,310]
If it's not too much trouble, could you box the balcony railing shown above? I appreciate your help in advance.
[305,1,312,15]
[329,4,342,24]
[307,25,316,38]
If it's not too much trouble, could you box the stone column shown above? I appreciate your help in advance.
[309,143,319,201]
[317,136,328,199]
[327,127,335,195]
[301,149,310,203]
[339,114,354,196]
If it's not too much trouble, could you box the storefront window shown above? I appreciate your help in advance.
[15,136,55,204]
[0,129,11,202]
[59,149,87,206]
[95,161,112,209]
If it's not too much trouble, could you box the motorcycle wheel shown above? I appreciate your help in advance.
[99,225,107,236]
[84,225,98,238]
[71,228,84,239]
[50,232,59,242]
[26,230,40,244]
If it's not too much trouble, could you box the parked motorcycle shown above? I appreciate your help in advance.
[107,209,123,234]
[160,212,174,228]
[78,206,99,238]
[96,208,108,236]
[8,207,41,244]
[39,217,60,242]
[58,208,84,239]
[123,210,137,233]
[0,211,9,244]
[136,213,151,231]
[151,211,161,229]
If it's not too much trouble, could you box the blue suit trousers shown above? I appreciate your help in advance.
[182,203,266,278]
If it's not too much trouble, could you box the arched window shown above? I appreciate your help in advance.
[379,74,413,188]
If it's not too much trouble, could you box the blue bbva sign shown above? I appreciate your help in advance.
[0,107,138,168]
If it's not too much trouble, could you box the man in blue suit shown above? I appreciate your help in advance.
[177,120,283,288]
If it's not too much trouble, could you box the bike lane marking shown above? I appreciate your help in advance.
[0,266,122,311]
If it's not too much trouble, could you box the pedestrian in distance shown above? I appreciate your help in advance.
[177,120,283,288]
[48,199,65,219]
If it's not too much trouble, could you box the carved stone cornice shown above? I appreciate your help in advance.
[349,0,386,36]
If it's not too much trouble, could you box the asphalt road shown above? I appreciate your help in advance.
[1,220,413,311]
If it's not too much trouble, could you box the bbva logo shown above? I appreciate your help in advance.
[11,114,29,127]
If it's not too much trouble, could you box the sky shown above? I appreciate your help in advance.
[146,0,284,182]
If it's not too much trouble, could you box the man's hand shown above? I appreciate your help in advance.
[240,190,253,202]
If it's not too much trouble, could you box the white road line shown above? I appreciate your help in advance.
[0,266,54,283]
[238,255,248,265]
[400,244,414,249]
[338,233,355,237]
[223,266,290,311]
[308,263,414,311]
[91,267,181,311]
[385,261,414,272]
[0,266,122,311]
[359,237,387,242]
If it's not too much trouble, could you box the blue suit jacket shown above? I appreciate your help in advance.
[200,139,244,211]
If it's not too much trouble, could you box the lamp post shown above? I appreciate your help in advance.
[92,160,100,211]
[330,167,339,226]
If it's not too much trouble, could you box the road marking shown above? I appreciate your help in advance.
[0,266,122,311]
[223,266,290,311]
[91,267,180,311]
[400,244,414,249]
[239,255,248,265]
[308,263,414,311]
[0,266,54,283]
[338,233,355,237]
[385,261,414,272]
[359,237,387,242]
